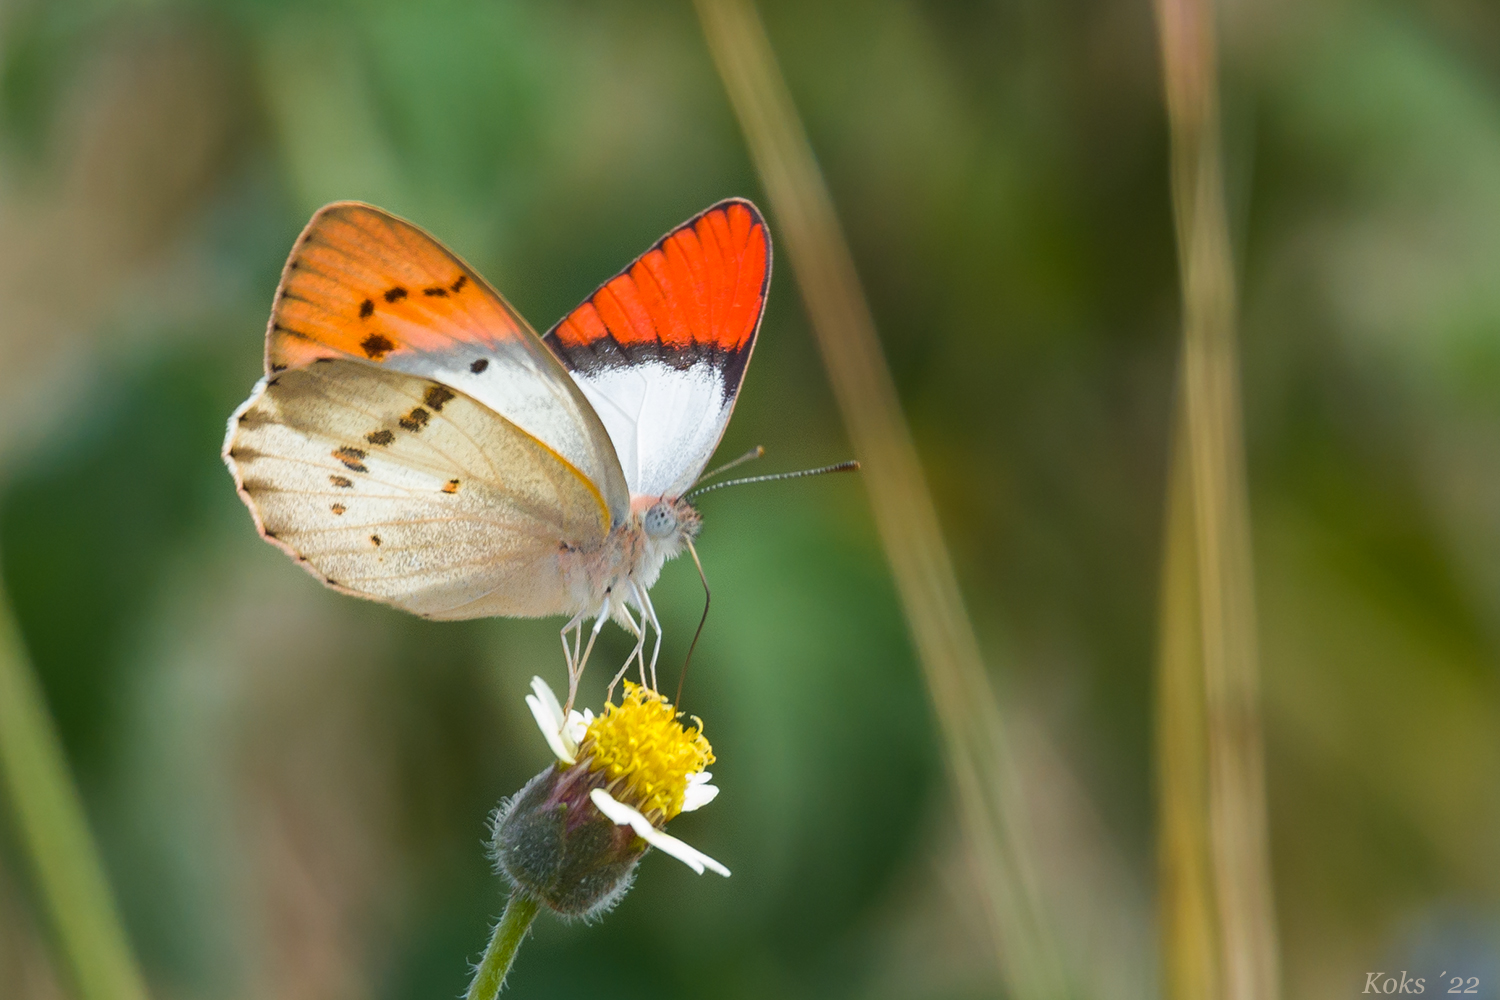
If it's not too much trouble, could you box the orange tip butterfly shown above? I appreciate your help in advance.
[224,199,820,706]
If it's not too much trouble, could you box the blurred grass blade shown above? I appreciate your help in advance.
[1156,402,1223,999]
[0,565,150,1000]
[693,2,1068,995]
[1152,0,1282,998]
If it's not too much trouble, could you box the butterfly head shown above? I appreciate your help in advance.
[639,496,702,555]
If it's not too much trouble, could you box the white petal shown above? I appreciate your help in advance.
[525,678,575,765]
[562,708,590,750]
[680,773,720,812]
[525,695,575,764]
[589,788,730,877]
[680,784,719,812]
[529,676,565,729]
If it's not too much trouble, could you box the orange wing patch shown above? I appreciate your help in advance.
[268,203,527,372]
[552,200,768,354]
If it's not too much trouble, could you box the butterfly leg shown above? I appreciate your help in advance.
[607,606,645,703]
[617,596,650,690]
[632,582,664,691]
[568,599,613,710]
[559,609,586,681]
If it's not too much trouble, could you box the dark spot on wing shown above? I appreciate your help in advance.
[370,534,381,546]
[263,530,278,539]
[333,447,368,472]
[470,358,488,373]
[451,275,467,293]
[361,333,395,360]
[359,298,374,318]
[442,479,460,494]
[314,357,333,364]
[270,364,287,373]
[331,503,346,515]
[384,286,407,303]
[366,429,394,446]
[325,577,339,586]
[267,377,281,386]
[272,323,318,343]
[330,475,353,488]
[423,286,448,297]
[424,385,455,411]
[399,407,429,432]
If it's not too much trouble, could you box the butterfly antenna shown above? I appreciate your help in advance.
[693,445,766,488]
[684,460,860,501]
[677,537,711,707]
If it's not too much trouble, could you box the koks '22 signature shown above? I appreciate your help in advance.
[1363,972,1482,994]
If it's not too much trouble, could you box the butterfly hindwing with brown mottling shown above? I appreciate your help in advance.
[226,360,610,619]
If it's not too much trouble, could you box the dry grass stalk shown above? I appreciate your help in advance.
[1152,0,1281,997]
[693,1,1067,995]
[1157,404,1225,999]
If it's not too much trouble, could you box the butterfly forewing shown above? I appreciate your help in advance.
[270,202,629,526]
[225,360,608,619]
[543,199,770,498]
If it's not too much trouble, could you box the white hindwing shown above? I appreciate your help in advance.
[570,362,735,498]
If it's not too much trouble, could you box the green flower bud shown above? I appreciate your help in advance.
[492,761,646,919]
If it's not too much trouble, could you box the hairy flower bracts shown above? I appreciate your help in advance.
[493,678,727,919]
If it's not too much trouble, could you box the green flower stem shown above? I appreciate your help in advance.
[465,893,540,1000]
[0,569,149,1000]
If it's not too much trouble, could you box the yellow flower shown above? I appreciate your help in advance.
[581,682,715,823]
[506,676,727,906]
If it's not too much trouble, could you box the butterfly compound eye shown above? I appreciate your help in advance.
[643,502,677,539]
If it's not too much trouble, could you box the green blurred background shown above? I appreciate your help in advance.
[2,1,1499,997]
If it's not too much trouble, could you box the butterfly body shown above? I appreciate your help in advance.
[555,495,701,626]
[225,199,767,693]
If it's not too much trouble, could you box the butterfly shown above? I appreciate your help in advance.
[224,200,772,705]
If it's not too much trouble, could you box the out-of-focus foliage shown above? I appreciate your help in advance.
[0,1,1496,998]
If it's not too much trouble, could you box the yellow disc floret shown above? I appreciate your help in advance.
[582,682,714,822]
